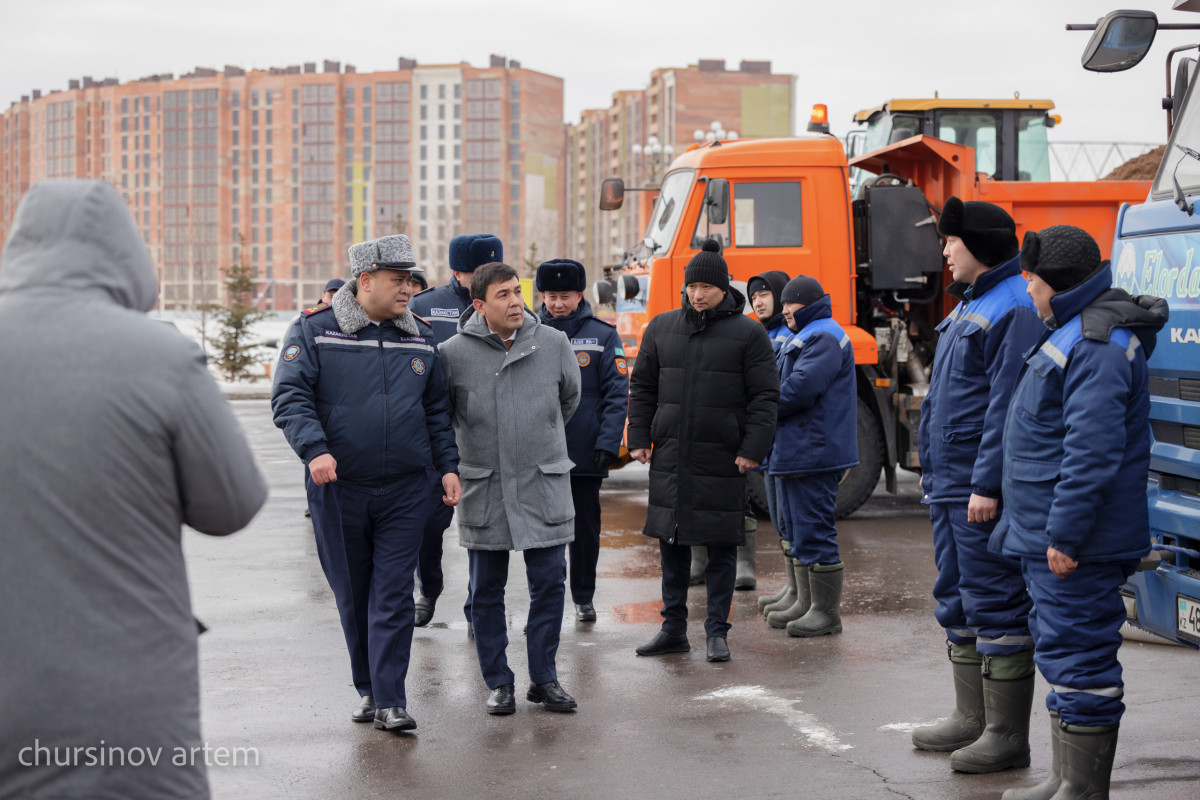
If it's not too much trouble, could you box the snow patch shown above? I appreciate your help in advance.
[696,685,852,752]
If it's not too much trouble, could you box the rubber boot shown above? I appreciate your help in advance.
[786,562,843,637]
[1002,712,1061,800]
[912,643,986,752]
[759,540,795,613]
[688,546,708,586]
[767,560,810,628]
[950,652,1035,774]
[735,520,757,590]
[1046,724,1118,800]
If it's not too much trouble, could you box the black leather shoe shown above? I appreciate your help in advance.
[706,636,731,662]
[351,695,377,723]
[414,595,436,627]
[373,706,416,731]
[636,630,690,656]
[527,680,577,712]
[486,684,516,715]
[575,602,597,622]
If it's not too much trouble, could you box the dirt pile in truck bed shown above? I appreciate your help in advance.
[1102,144,1166,180]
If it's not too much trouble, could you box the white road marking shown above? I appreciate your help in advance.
[879,720,944,733]
[696,685,852,752]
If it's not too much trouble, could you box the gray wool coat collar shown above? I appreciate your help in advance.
[332,278,420,336]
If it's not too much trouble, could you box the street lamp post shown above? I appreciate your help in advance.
[694,120,739,144]
[630,134,675,187]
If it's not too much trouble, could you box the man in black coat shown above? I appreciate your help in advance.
[627,239,779,662]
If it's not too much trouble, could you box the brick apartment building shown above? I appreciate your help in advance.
[566,60,795,273]
[0,56,565,310]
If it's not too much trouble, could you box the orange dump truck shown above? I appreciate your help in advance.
[598,99,1150,516]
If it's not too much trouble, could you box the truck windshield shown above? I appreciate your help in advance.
[1154,67,1200,199]
[643,169,695,255]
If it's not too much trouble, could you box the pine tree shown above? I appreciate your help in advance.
[210,237,269,382]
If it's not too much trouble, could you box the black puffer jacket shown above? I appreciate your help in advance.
[628,288,779,545]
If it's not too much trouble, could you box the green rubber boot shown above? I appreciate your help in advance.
[735,515,757,590]
[1002,712,1061,800]
[1047,724,1118,800]
[950,652,1035,774]
[759,540,795,612]
[912,643,986,752]
[688,546,708,586]
[786,561,843,637]
[766,560,810,628]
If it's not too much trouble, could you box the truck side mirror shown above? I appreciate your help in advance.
[600,177,625,211]
[1082,10,1158,72]
[706,178,729,225]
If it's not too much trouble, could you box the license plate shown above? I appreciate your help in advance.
[1177,595,1200,645]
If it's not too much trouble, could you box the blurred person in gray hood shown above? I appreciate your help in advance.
[0,180,267,800]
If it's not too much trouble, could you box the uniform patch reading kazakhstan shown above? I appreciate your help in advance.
[322,329,357,341]
[410,357,426,375]
[577,352,591,367]
[570,338,599,346]
[283,345,301,361]
[429,308,460,318]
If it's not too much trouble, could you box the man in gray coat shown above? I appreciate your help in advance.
[439,262,582,716]
[0,180,267,800]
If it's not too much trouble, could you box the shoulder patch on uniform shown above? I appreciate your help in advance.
[577,352,591,367]
[302,302,330,316]
[283,344,301,361]
[615,357,629,376]
[412,312,430,326]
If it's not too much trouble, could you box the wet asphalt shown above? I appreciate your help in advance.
[186,401,1200,799]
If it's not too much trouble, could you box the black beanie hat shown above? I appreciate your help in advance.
[781,275,826,306]
[535,258,586,292]
[937,196,1019,267]
[1020,225,1102,292]
[684,238,730,292]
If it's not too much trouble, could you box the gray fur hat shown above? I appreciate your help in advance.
[347,234,423,278]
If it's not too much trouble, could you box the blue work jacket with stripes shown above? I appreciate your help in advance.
[918,255,1043,504]
[995,264,1166,563]
[539,299,630,477]
[271,294,458,495]
[770,296,859,475]
[410,276,472,345]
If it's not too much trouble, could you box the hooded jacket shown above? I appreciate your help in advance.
[539,298,629,477]
[627,287,779,546]
[748,269,792,353]
[918,255,1044,502]
[0,180,267,800]
[770,295,859,475]
[996,263,1168,562]
[439,306,582,550]
[271,279,458,494]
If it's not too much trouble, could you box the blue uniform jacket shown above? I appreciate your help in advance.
[770,296,859,475]
[918,255,1044,503]
[539,299,629,477]
[996,264,1167,563]
[410,277,472,345]
[763,313,790,354]
[271,302,458,495]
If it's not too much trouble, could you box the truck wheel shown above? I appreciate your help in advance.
[836,399,884,519]
[746,469,769,518]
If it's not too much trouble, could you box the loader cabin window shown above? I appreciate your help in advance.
[937,112,999,179]
[690,181,803,249]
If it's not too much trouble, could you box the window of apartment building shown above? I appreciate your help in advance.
[454,144,461,159]
[420,105,427,121]
[293,88,299,104]
[510,163,519,180]
[362,106,371,123]
[420,145,427,160]
[252,207,260,224]
[292,187,299,203]
[252,90,259,106]
[511,102,520,119]
[420,85,427,100]
[362,126,371,142]
[266,227,273,242]
[252,149,259,165]
[346,107,354,124]
[454,84,461,99]
[420,186,427,200]
[292,127,298,144]
[252,129,259,145]
[253,188,259,203]
[232,130,239,146]
[293,247,299,262]
[420,166,426,180]
[233,90,240,106]
[233,188,239,204]
[266,168,273,183]
[345,145,354,163]
[346,166,353,183]
[454,164,461,179]
[253,247,259,263]
[362,186,369,201]
[265,89,273,106]
[346,127,354,142]
[292,107,299,124]
[252,110,259,126]
[511,82,520,100]
[252,169,259,183]
[233,109,239,126]
[363,145,371,161]
[233,149,240,165]
[438,125,445,140]
[509,143,519,160]
[266,147,272,162]
[420,125,426,140]
[363,86,371,104]
[420,206,427,221]
[510,184,520,200]
[252,228,259,243]
[454,124,461,138]
[437,165,445,180]
[510,123,519,140]
[346,186,353,203]
[454,104,461,120]
[438,84,446,100]
[439,105,445,120]
[453,185,461,200]
[292,147,299,162]
[266,207,273,223]
[144,134,150,148]
[345,86,354,105]
[438,145,445,160]
[233,207,240,224]
[266,109,273,125]
[363,165,371,181]
[438,185,445,200]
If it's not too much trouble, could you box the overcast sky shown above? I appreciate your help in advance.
[3,0,1196,146]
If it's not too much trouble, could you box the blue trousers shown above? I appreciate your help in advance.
[417,468,454,599]
[307,476,424,708]
[1022,557,1137,728]
[763,471,787,541]
[568,476,603,605]
[659,540,736,638]
[778,471,840,565]
[468,545,567,689]
[930,502,1032,655]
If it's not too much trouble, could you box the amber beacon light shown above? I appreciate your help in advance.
[807,104,831,134]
